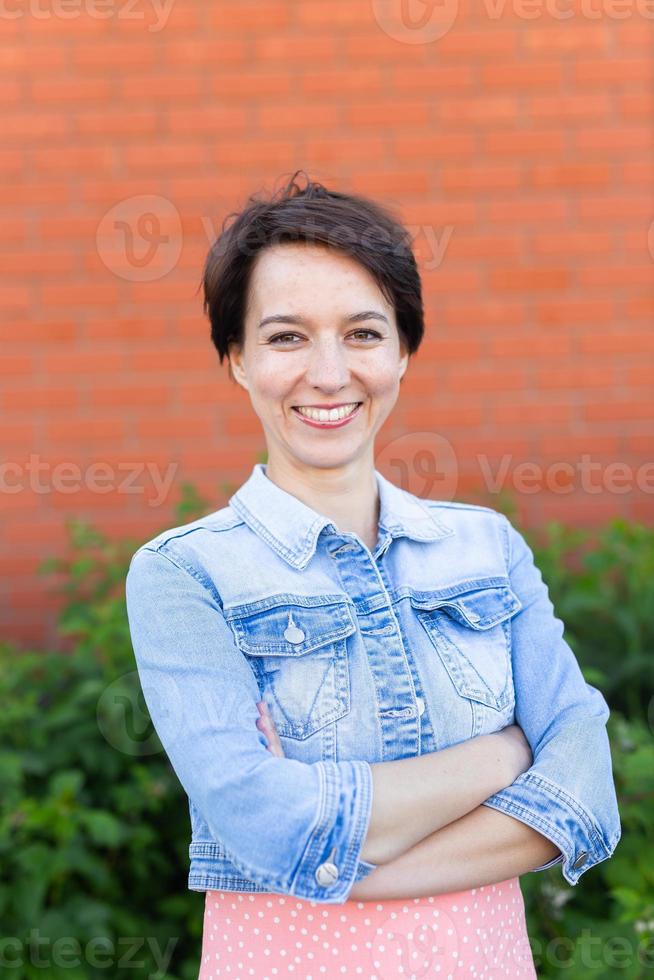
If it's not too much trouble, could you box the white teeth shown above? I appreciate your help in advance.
[295,402,359,422]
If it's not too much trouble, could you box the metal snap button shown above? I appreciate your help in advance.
[572,850,588,870]
[315,847,339,887]
[283,611,305,644]
[416,696,425,716]
[467,610,481,623]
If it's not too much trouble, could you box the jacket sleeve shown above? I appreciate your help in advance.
[481,515,622,885]
[125,544,374,904]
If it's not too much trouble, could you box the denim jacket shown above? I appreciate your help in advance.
[125,462,621,905]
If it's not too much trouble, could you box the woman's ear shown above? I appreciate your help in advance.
[228,342,249,392]
[399,349,409,382]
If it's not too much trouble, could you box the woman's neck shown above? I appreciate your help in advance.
[264,457,381,549]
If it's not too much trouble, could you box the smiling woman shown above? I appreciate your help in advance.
[125,170,620,979]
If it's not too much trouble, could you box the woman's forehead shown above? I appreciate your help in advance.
[248,244,393,313]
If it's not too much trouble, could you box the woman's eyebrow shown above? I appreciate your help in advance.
[258,311,389,329]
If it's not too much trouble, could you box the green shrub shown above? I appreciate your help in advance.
[0,483,214,980]
[1,482,652,978]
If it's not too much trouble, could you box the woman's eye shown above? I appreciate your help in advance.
[267,330,381,345]
[268,332,300,344]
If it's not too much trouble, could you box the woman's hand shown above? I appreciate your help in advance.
[496,723,533,783]
[256,700,285,758]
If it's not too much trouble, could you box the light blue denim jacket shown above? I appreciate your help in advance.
[125,462,621,905]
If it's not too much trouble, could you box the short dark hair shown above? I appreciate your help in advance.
[202,170,424,375]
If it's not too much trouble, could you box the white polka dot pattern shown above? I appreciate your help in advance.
[197,877,536,978]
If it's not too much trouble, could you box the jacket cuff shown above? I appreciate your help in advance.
[482,770,620,885]
[354,858,378,882]
[289,759,374,903]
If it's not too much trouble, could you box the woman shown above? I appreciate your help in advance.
[125,171,621,978]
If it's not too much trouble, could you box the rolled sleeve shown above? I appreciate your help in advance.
[481,516,622,885]
[125,545,374,903]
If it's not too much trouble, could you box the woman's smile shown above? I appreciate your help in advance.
[291,401,363,428]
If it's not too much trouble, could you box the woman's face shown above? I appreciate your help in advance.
[228,242,409,473]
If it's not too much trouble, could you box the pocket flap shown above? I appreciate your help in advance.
[226,595,356,657]
[409,582,522,630]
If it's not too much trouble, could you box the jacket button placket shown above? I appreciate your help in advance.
[328,534,419,760]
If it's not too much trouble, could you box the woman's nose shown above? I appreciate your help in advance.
[303,343,351,390]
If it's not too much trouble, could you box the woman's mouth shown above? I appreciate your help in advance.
[291,402,363,428]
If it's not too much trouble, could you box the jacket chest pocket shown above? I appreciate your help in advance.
[410,582,522,712]
[226,596,356,740]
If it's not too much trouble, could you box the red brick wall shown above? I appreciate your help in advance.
[2,0,653,648]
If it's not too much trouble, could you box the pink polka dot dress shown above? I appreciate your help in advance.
[197,876,536,978]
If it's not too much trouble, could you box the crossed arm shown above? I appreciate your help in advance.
[349,805,561,902]
[256,700,561,901]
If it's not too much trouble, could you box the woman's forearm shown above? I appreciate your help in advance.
[358,727,531,866]
[351,803,562,901]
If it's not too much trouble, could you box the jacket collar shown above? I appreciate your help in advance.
[229,462,454,569]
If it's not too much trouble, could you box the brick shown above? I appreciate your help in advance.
[579,331,654,354]
[119,76,203,100]
[575,126,652,151]
[532,231,613,254]
[346,102,430,128]
[576,59,652,85]
[45,420,126,442]
[44,351,125,374]
[136,417,215,440]
[531,164,612,188]
[31,78,113,103]
[438,97,519,124]
[211,71,293,101]
[527,93,612,119]
[484,130,566,155]
[165,106,249,134]
[536,365,615,388]
[490,267,571,290]
[209,2,290,30]
[535,299,615,324]
[441,166,522,191]
[1,387,78,412]
[492,333,573,358]
[393,133,476,161]
[255,36,337,61]
[258,103,341,130]
[301,68,385,97]
[583,400,654,422]
[486,197,569,222]
[481,63,562,87]
[160,39,247,65]
[87,386,171,408]
[390,66,475,91]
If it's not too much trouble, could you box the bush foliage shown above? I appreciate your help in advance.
[1,482,652,978]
